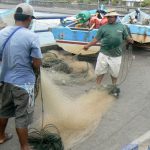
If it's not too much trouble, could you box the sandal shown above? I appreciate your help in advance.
[0,133,13,144]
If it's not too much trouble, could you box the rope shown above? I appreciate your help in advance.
[28,123,64,150]
[28,68,64,150]
[39,68,44,128]
[117,42,133,86]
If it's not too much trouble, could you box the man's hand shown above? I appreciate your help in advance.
[32,58,42,73]
[83,45,89,51]
[127,37,134,44]
[83,38,98,51]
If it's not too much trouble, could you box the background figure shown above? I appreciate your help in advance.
[83,10,133,97]
[89,9,108,30]
[135,8,140,21]
[0,3,42,150]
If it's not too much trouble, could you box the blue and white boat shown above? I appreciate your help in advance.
[49,9,123,55]
[49,10,107,55]
[0,2,59,47]
[49,26,100,55]
[121,9,150,44]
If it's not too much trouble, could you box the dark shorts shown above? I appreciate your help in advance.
[0,83,34,128]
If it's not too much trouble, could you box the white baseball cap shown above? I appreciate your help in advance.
[15,3,35,19]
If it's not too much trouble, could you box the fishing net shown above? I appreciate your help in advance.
[41,42,133,88]
[31,68,114,149]
[31,42,132,149]
[29,53,98,150]
[42,51,71,74]
[42,50,96,85]
[28,124,64,150]
[117,42,133,85]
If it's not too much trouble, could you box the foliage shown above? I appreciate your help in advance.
[77,0,97,3]
[141,0,150,7]
[77,0,121,5]
[111,0,122,5]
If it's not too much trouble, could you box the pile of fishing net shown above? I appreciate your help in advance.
[28,124,64,150]
[29,42,133,150]
[30,69,115,150]
[42,50,96,85]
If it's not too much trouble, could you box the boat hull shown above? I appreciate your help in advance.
[127,24,150,43]
[50,26,100,55]
[56,40,100,55]
[122,10,150,44]
[131,34,150,43]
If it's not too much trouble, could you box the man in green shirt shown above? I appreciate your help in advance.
[84,10,133,96]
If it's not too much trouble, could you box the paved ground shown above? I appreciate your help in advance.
[1,48,150,150]
[66,48,150,150]
[1,3,150,150]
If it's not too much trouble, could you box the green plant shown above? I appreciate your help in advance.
[77,0,97,3]
[141,0,150,7]
[111,0,119,4]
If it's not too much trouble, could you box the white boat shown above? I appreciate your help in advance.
[122,9,150,44]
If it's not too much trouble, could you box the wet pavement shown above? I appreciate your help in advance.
[1,48,150,150]
[1,3,150,150]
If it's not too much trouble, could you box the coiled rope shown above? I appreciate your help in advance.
[117,42,133,86]
[28,68,64,150]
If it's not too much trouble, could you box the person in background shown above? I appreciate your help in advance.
[89,9,108,30]
[0,3,42,150]
[83,10,133,97]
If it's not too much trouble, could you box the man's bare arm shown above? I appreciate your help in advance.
[32,57,42,70]
[126,36,134,44]
[83,38,99,50]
